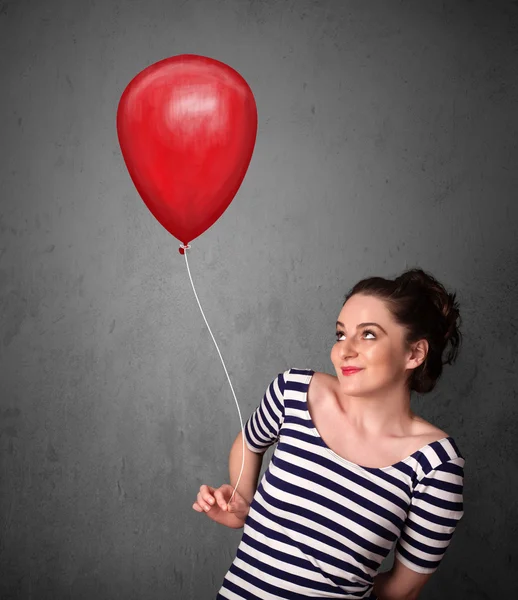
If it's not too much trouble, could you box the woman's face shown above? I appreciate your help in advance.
[330,294,424,397]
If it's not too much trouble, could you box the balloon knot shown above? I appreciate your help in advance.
[179,244,191,255]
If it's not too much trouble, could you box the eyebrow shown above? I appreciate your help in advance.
[335,321,388,334]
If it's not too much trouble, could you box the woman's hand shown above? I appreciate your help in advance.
[193,484,250,529]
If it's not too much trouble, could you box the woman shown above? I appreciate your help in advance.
[193,268,465,600]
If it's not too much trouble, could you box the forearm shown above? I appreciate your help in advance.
[229,430,264,505]
[372,570,415,600]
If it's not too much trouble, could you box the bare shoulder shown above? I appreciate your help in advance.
[308,371,335,397]
[307,371,340,410]
[311,371,337,387]
[410,414,450,442]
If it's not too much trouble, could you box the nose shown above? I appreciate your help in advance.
[338,338,358,359]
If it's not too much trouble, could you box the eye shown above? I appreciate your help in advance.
[335,329,376,341]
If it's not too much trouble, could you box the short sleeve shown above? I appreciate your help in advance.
[395,457,465,574]
[243,371,286,454]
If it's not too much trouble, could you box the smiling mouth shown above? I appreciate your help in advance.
[341,368,363,375]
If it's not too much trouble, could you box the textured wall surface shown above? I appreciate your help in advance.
[1,0,517,598]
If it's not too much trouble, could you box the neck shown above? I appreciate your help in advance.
[335,381,415,438]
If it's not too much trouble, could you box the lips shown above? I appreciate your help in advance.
[341,367,363,374]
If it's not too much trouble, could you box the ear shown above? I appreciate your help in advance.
[406,338,428,370]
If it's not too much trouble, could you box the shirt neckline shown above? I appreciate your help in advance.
[300,369,451,472]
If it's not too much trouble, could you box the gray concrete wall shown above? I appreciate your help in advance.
[1,0,517,598]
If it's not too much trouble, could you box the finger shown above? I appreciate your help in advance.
[213,489,228,510]
[192,502,203,512]
[204,493,215,507]
[200,485,216,507]
[196,493,212,512]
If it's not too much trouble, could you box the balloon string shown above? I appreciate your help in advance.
[181,244,245,509]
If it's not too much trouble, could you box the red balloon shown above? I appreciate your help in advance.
[117,55,258,246]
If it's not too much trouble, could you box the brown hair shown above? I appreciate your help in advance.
[343,268,463,394]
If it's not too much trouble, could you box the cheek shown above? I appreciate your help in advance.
[362,344,391,365]
[368,346,397,367]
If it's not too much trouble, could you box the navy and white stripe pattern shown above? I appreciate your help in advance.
[217,368,465,599]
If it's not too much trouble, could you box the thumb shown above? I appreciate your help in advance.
[228,499,243,512]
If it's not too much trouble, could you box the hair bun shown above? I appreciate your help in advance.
[441,292,462,342]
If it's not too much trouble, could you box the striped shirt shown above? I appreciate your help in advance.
[217,368,465,600]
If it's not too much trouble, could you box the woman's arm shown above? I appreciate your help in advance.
[372,559,433,600]
[229,430,264,506]
[372,568,412,600]
[192,431,264,528]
